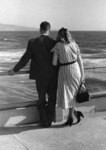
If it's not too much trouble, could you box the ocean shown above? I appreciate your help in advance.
[0,31,106,105]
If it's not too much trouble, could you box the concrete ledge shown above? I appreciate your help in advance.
[0,101,38,111]
[90,92,106,112]
[0,105,39,127]
[0,91,106,127]
[90,91,106,98]
[95,97,106,112]
[0,101,63,127]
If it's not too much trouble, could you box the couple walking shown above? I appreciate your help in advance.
[8,21,85,127]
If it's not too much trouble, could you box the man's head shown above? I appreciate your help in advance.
[40,21,51,35]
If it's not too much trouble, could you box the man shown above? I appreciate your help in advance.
[8,21,57,127]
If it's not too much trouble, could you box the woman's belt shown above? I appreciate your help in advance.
[59,60,77,66]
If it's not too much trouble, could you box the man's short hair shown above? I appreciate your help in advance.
[40,21,51,31]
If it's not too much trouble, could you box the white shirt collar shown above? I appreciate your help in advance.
[41,33,49,36]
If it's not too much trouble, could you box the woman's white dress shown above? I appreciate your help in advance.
[53,41,81,109]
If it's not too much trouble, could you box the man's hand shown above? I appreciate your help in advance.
[8,70,16,76]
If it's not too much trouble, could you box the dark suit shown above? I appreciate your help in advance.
[13,35,57,126]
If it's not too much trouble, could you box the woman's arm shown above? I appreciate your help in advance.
[52,43,59,66]
[75,43,85,82]
[77,54,85,82]
[52,52,58,66]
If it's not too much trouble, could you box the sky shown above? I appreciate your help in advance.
[0,0,106,30]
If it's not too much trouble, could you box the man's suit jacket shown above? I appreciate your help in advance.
[13,35,56,79]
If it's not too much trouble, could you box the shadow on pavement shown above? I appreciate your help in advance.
[0,124,46,135]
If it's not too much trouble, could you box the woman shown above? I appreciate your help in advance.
[52,28,84,126]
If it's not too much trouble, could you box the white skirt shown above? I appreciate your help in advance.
[56,62,81,109]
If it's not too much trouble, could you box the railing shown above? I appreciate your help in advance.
[85,66,106,70]
[0,65,106,76]
[85,66,106,98]
[0,66,106,99]
[0,67,105,113]
[0,70,29,76]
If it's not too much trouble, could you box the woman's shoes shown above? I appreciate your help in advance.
[64,117,73,126]
[64,110,84,126]
[68,117,73,126]
[75,111,84,123]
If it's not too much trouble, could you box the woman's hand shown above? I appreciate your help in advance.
[81,75,85,83]
[8,69,16,76]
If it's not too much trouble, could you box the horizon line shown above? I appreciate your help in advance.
[1,22,106,32]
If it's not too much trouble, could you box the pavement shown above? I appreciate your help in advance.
[0,111,106,150]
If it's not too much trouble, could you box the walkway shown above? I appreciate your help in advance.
[0,111,106,150]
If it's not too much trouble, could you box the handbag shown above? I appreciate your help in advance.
[76,82,90,103]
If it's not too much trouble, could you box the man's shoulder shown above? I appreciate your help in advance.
[45,36,56,46]
[47,36,55,41]
[28,37,39,43]
[28,36,56,47]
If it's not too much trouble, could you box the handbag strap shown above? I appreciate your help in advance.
[79,82,88,91]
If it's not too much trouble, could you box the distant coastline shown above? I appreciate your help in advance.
[0,23,36,31]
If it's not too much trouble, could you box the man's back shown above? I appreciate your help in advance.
[13,35,56,79]
[29,35,56,79]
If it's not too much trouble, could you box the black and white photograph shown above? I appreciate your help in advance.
[0,0,106,149]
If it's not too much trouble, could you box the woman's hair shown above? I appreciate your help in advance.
[56,28,72,43]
